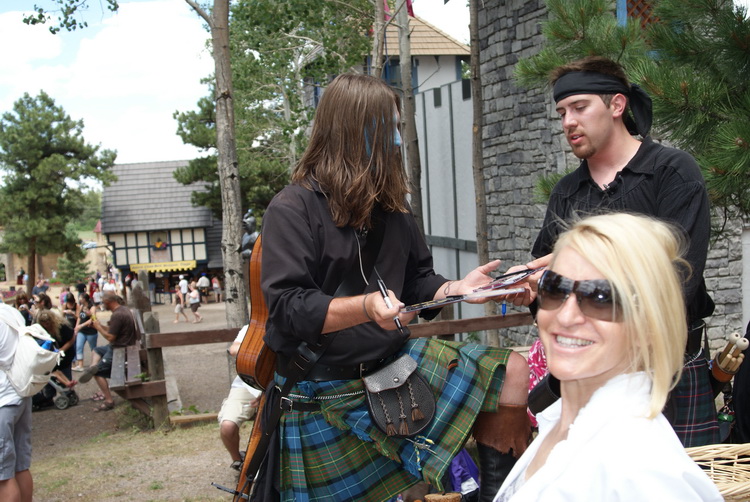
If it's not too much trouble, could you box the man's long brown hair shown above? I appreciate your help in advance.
[292,73,410,229]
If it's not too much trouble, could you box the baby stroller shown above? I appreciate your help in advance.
[32,375,80,411]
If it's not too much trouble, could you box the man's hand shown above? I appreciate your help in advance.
[502,254,551,306]
[365,290,417,331]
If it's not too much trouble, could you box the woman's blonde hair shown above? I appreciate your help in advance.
[552,213,688,417]
[292,73,409,229]
[33,308,70,340]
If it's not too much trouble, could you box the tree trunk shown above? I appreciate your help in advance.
[186,0,249,329]
[371,0,386,78]
[26,239,36,296]
[469,0,497,345]
[212,0,249,328]
[396,1,424,235]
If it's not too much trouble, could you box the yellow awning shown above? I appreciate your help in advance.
[129,260,197,273]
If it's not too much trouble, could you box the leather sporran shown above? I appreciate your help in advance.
[363,353,436,438]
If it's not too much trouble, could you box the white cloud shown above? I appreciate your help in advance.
[0,0,213,164]
[0,0,469,164]
[412,0,470,44]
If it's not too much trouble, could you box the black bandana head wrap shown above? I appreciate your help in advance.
[553,71,653,137]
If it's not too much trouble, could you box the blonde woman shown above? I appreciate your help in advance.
[495,213,721,501]
[34,309,76,387]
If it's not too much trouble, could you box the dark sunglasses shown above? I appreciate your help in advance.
[537,270,620,322]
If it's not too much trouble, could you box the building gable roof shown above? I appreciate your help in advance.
[101,160,215,234]
[384,16,469,56]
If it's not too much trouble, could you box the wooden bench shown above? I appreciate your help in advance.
[109,309,168,420]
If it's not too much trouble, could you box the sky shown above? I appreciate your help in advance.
[0,0,470,165]
[4,0,748,166]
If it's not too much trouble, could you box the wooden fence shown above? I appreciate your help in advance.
[134,312,534,427]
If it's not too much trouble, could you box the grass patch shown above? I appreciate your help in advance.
[115,402,154,431]
[33,421,234,501]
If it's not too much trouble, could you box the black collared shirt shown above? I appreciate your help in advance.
[261,183,447,365]
[532,137,714,321]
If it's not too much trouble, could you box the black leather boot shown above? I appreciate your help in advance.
[477,442,517,502]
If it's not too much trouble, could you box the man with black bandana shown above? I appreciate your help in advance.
[523,56,718,447]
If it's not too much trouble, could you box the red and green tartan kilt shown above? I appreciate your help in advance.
[276,337,511,502]
[670,350,719,447]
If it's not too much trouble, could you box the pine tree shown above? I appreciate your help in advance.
[0,91,116,294]
[637,0,750,218]
[56,240,91,286]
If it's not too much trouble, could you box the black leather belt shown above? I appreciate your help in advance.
[276,354,385,382]
[686,320,706,357]
[278,395,321,412]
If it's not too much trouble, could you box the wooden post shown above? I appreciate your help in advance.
[147,345,169,429]
[135,309,170,429]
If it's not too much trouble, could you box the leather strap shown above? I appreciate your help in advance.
[686,320,706,357]
[276,353,386,381]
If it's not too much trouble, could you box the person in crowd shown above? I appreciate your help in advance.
[173,288,190,324]
[34,309,76,385]
[255,73,530,501]
[34,293,52,312]
[178,275,189,306]
[0,305,34,502]
[61,296,78,328]
[187,284,202,324]
[13,292,32,326]
[75,279,86,300]
[31,279,47,297]
[494,213,721,501]
[58,287,72,309]
[517,56,717,447]
[60,296,79,383]
[72,294,98,373]
[196,273,211,304]
[211,276,222,303]
[731,320,750,442]
[78,292,137,412]
[219,325,262,471]
[92,284,102,307]
[102,279,116,295]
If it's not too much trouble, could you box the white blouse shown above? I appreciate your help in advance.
[494,372,723,502]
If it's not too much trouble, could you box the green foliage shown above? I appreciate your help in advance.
[56,236,90,285]
[635,0,750,218]
[533,170,572,203]
[515,0,649,89]
[174,0,372,217]
[70,189,102,233]
[116,403,153,431]
[169,404,207,416]
[22,0,120,34]
[516,0,750,217]
[0,91,116,277]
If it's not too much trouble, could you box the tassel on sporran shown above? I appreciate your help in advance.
[363,354,436,438]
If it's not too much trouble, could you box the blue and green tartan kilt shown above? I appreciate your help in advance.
[275,337,511,502]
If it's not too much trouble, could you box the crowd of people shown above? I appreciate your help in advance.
[1,55,742,502]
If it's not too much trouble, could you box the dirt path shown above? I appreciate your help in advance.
[30,299,249,501]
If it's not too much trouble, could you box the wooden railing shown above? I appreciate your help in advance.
[137,312,534,428]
